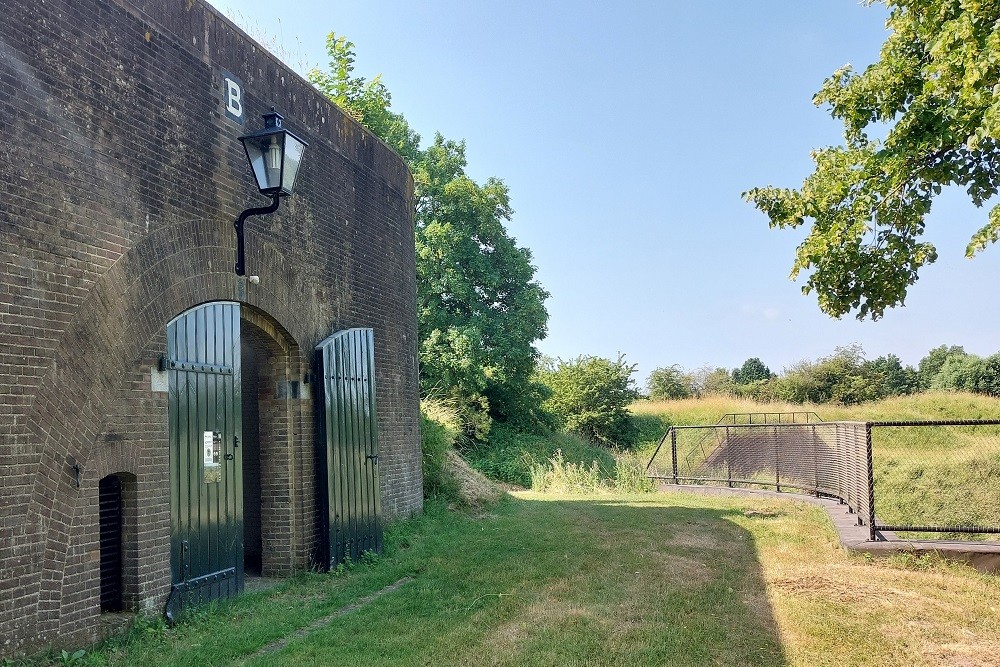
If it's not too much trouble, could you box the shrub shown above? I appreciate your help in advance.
[632,412,672,449]
[776,345,918,405]
[647,365,691,400]
[537,354,640,447]
[932,353,1000,396]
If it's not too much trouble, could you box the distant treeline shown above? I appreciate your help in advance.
[647,344,999,405]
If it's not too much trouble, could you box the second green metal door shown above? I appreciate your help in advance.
[316,328,382,568]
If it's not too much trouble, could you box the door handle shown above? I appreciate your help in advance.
[366,454,379,465]
[224,453,235,461]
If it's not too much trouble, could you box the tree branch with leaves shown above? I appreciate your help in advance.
[745,1,1000,319]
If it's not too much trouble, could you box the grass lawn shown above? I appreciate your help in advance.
[64,490,1000,667]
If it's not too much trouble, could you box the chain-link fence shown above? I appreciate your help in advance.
[868,421,1000,539]
[646,415,1000,540]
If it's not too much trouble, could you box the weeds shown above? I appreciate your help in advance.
[611,449,656,493]
[466,424,616,487]
[529,449,655,494]
[420,398,463,504]
[530,450,603,493]
[57,650,85,667]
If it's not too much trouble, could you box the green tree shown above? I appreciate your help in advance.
[731,358,773,385]
[776,345,867,405]
[918,344,967,388]
[647,365,691,400]
[745,2,1000,319]
[861,353,919,398]
[309,34,549,434]
[776,345,917,405]
[698,366,736,396]
[415,137,549,431]
[538,355,640,447]
[931,352,1000,395]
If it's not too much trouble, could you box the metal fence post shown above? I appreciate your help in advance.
[811,424,819,497]
[725,426,733,488]
[670,428,678,485]
[774,425,781,492]
[866,422,876,541]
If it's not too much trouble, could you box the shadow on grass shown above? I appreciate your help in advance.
[254,495,786,667]
[74,496,786,667]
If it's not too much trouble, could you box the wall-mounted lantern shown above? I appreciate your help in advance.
[234,109,308,276]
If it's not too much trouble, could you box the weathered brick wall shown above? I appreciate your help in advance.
[0,0,421,656]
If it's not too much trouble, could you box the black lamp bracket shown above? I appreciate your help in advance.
[234,193,281,276]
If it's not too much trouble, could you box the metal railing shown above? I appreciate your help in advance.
[646,414,1000,541]
[715,411,823,425]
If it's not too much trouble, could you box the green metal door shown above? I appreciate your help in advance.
[166,302,242,618]
[316,328,382,568]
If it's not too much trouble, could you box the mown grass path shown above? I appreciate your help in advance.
[81,492,1000,667]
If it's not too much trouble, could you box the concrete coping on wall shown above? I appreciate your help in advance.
[656,483,1000,574]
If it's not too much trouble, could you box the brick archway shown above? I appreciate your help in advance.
[18,216,312,646]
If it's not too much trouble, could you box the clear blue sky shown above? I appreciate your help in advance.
[207,0,1000,384]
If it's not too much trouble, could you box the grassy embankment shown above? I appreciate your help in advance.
[633,392,1000,538]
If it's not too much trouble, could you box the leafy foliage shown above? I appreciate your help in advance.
[864,353,920,397]
[415,137,550,433]
[648,365,734,399]
[537,355,640,447]
[745,1,1000,319]
[697,366,737,396]
[647,365,691,400]
[308,34,422,161]
[775,344,918,405]
[309,34,549,435]
[732,357,774,385]
[931,352,1000,396]
[419,399,463,502]
[917,344,967,388]
[465,423,616,488]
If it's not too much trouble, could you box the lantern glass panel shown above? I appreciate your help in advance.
[243,136,280,193]
[281,134,307,194]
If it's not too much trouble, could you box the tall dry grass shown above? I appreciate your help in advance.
[632,390,1000,425]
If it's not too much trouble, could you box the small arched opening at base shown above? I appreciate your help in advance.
[98,472,136,612]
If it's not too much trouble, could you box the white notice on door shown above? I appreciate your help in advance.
[204,431,222,483]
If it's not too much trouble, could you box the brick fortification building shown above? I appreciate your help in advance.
[0,0,422,656]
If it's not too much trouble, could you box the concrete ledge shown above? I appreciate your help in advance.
[657,483,1000,573]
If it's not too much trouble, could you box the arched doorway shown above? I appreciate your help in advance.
[238,310,302,578]
[165,302,302,617]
